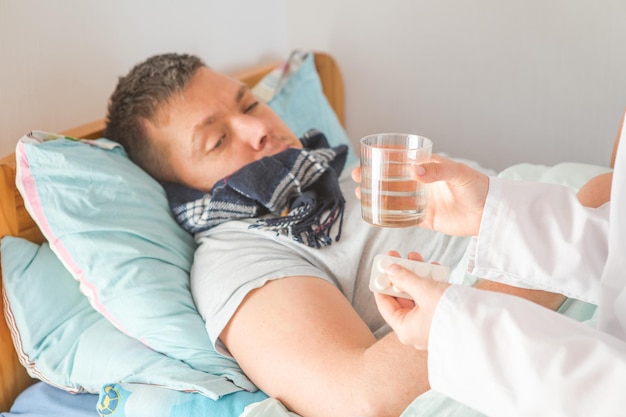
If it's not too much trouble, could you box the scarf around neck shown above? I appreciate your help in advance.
[163,130,348,248]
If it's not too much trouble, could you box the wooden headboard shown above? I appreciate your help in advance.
[0,51,344,412]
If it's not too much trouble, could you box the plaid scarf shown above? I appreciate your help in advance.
[163,130,348,248]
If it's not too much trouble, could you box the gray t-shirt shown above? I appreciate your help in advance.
[191,164,471,354]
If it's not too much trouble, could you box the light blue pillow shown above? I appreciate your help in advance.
[14,132,254,394]
[259,51,358,166]
[0,237,244,399]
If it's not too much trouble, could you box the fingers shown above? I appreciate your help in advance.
[374,292,404,314]
[375,262,451,350]
[385,264,432,300]
[412,153,485,188]
[387,263,450,303]
[386,251,424,261]
[351,167,362,200]
[408,251,439,266]
[373,291,415,328]
[406,251,424,262]
[410,154,453,184]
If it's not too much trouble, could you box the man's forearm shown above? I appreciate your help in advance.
[474,279,567,311]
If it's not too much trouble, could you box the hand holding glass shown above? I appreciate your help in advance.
[360,133,432,227]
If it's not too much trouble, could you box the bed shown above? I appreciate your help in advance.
[0,50,618,417]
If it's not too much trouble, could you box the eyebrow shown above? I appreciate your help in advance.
[235,84,248,103]
[191,84,250,151]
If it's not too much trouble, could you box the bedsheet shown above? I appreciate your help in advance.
[1,383,298,417]
[0,382,97,417]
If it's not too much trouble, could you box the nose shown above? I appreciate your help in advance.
[230,114,269,151]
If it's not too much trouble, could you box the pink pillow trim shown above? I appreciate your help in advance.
[16,142,132,338]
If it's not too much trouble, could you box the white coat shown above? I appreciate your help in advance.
[427,115,626,417]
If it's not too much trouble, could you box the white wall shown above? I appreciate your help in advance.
[2,1,625,172]
[0,0,288,157]
[288,0,626,171]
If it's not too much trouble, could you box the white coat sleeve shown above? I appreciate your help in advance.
[428,285,626,417]
[467,177,610,304]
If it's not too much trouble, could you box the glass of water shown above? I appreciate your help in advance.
[360,133,432,227]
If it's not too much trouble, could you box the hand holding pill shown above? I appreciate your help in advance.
[371,253,451,350]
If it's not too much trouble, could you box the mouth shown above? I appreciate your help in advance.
[260,133,302,158]
[272,145,292,156]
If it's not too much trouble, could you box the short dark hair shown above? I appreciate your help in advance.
[105,53,205,180]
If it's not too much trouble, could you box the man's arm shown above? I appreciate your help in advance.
[474,279,566,310]
[472,169,613,310]
[221,275,429,417]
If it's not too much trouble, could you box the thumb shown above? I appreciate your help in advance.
[386,264,447,303]
[412,154,464,185]
[382,264,450,350]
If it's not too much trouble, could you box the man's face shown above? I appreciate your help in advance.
[145,67,301,192]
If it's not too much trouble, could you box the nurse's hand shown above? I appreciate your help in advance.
[352,153,489,236]
[374,252,451,350]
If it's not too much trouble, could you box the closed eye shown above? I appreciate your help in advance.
[212,136,225,150]
[244,101,259,113]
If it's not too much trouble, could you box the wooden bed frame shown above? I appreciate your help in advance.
[0,51,345,412]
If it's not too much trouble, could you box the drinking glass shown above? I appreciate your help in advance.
[360,133,432,227]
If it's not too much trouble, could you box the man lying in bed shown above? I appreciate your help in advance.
[104,53,566,417]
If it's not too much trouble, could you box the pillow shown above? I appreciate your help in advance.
[14,133,254,393]
[96,383,268,417]
[256,50,358,167]
[497,161,611,190]
[1,237,245,399]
